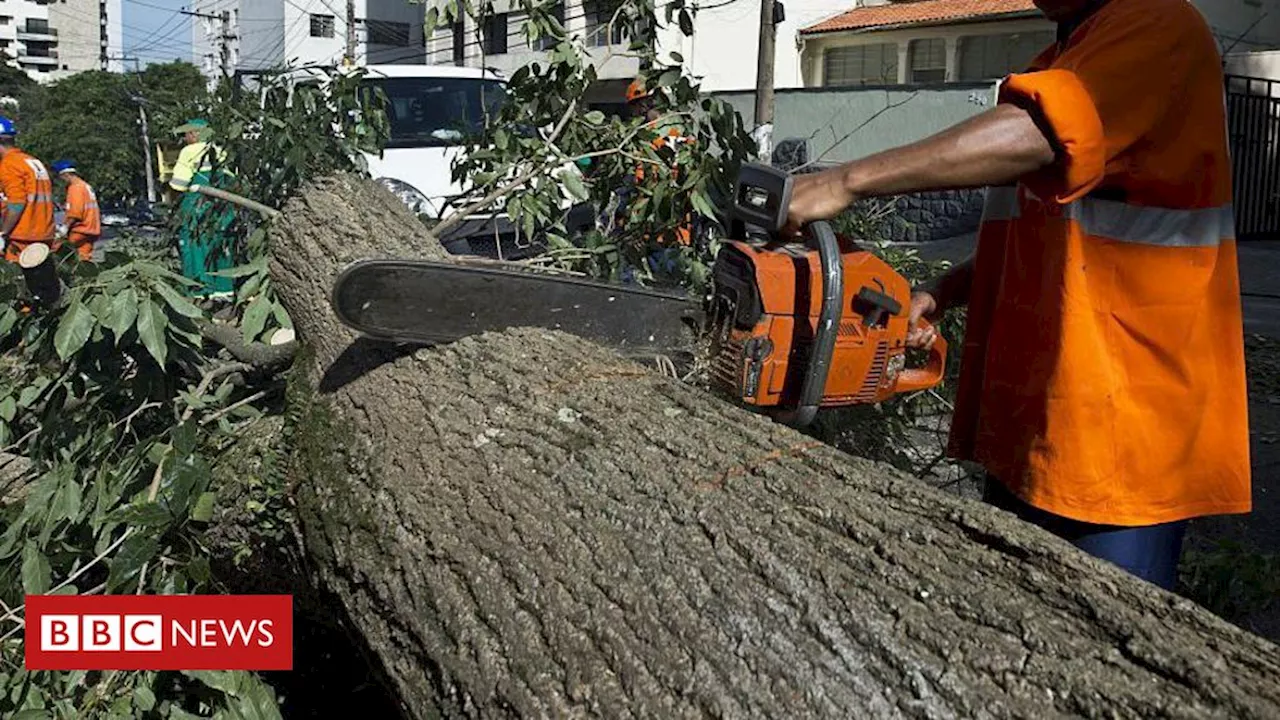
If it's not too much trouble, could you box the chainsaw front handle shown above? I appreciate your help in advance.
[895,318,948,394]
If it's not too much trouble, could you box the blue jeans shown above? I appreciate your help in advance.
[983,478,1188,590]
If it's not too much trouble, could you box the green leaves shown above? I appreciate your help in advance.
[53,300,95,361]
[241,295,271,344]
[21,542,50,594]
[154,282,205,319]
[136,299,169,367]
[561,170,589,202]
[106,531,158,592]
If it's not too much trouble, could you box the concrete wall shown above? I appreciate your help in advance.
[49,0,102,75]
[237,0,284,70]
[104,0,123,72]
[1197,0,1280,54]
[426,0,641,81]
[363,0,425,64]
[713,81,996,163]
[670,0,855,91]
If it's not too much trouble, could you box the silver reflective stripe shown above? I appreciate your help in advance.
[979,188,1235,247]
[1065,198,1235,247]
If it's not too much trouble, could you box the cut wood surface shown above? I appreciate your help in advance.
[269,173,1280,719]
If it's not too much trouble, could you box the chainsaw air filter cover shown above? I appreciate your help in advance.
[708,236,920,410]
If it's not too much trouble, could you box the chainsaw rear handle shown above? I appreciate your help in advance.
[894,318,948,394]
[776,218,842,428]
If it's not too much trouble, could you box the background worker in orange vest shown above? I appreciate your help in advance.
[624,77,694,264]
[0,117,55,263]
[52,160,100,261]
[784,0,1249,590]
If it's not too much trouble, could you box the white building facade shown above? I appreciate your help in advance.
[427,0,1280,104]
[0,0,123,82]
[191,0,426,83]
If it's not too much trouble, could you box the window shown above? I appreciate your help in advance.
[0,16,11,25]
[452,20,464,65]
[822,43,897,86]
[909,38,946,83]
[958,31,1055,81]
[310,13,335,38]
[483,13,507,54]
[535,2,564,51]
[585,0,625,47]
[360,76,508,149]
[368,20,411,46]
[25,19,50,33]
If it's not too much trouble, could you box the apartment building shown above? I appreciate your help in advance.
[0,0,122,82]
[190,0,425,83]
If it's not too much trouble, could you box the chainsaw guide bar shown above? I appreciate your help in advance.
[330,258,702,352]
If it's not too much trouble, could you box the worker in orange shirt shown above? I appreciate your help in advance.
[784,0,1248,590]
[626,78,694,249]
[0,117,55,263]
[52,160,100,261]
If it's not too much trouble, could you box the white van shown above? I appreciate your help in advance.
[357,64,574,259]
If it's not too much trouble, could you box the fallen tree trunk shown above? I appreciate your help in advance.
[268,173,1280,719]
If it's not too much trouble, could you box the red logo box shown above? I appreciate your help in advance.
[25,594,292,671]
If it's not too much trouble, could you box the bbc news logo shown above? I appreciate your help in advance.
[25,595,292,671]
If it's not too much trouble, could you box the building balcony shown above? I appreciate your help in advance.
[18,50,58,66]
[17,30,57,42]
[17,23,57,42]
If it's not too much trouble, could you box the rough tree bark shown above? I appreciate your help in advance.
[268,173,1280,719]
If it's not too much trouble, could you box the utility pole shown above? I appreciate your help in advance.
[753,0,778,162]
[180,6,233,79]
[220,10,232,77]
[114,55,157,205]
[138,102,156,204]
[344,0,356,65]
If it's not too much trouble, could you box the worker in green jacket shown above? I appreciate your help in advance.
[169,118,234,299]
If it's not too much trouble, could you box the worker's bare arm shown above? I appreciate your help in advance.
[784,103,1057,231]
[2,202,24,238]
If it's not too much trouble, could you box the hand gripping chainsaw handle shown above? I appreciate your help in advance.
[894,318,948,394]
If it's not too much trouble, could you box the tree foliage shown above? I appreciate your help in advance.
[427,0,755,291]
[0,63,386,719]
[16,64,209,205]
[18,72,143,203]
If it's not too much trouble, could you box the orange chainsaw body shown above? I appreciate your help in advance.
[708,236,946,411]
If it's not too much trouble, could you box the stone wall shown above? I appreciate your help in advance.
[886,189,986,244]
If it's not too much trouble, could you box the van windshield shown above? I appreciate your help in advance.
[363,77,507,149]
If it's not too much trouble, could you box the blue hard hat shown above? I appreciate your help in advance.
[51,160,76,174]
[0,117,15,137]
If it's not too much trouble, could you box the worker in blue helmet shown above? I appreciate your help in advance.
[0,116,56,263]
[52,159,100,261]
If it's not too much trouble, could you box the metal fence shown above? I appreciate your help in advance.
[1227,74,1280,241]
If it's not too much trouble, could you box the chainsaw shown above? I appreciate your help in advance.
[330,163,947,428]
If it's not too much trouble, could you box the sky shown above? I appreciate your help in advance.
[122,0,194,68]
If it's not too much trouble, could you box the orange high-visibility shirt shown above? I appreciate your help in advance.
[948,0,1250,526]
[65,176,101,242]
[0,149,55,242]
